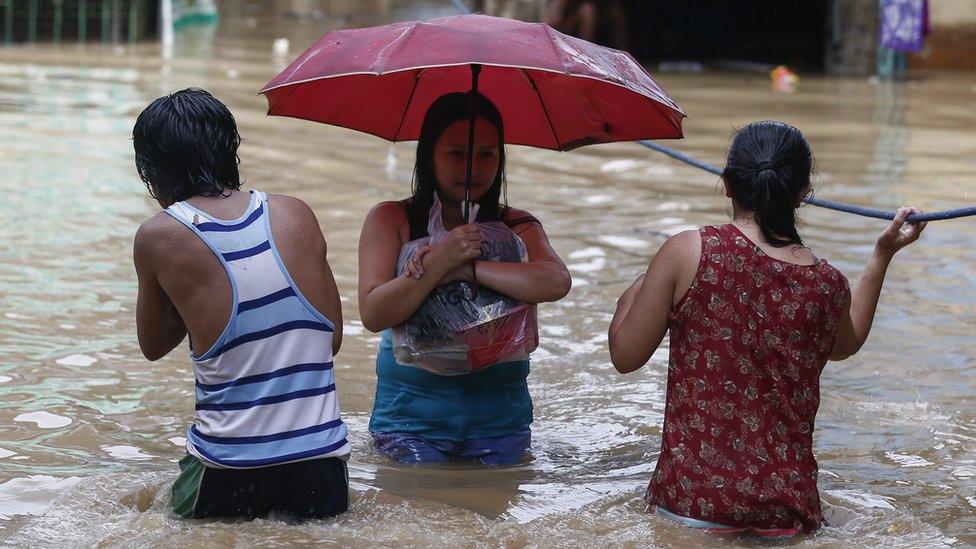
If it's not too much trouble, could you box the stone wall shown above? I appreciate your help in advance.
[910,0,976,70]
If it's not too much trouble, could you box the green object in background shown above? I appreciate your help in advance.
[172,0,219,29]
[101,0,110,43]
[128,0,138,43]
[28,0,38,43]
[53,0,63,44]
[3,0,12,45]
[78,0,88,42]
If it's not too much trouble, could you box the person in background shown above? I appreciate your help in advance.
[544,0,630,51]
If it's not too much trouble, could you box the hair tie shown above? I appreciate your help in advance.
[755,160,775,173]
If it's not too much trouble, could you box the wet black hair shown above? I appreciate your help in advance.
[133,88,242,204]
[722,120,813,247]
[405,92,518,240]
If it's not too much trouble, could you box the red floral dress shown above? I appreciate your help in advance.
[646,224,849,533]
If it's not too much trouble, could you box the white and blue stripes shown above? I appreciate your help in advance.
[165,191,350,469]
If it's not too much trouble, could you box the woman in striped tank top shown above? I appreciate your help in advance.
[359,92,572,465]
[608,121,926,536]
[132,89,350,519]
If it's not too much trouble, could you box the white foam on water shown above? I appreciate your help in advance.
[885,452,934,468]
[13,412,72,429]
[58,324,76,330]
[55,354,97,367]
[100,445,153,461]
[568,247,604,260]
[599,235,647,249]
[168,437,186,447]
[540,325,571,337]
[568,257,605,273]
[651,346,670,362]
[85,378,119,387]
[583,194,614,205]
[0,448,16,459]
[643,165,674,176]
[826,489,896,510]
[653,201,690,212]
[657,217,685,225]
[0,376,12,383]
[4,312,28,319]
[951,465,976,479]
[0,475,82,520]
[966,496,976,509]
[599,159,641,173]
[531,346,553,361]
[858,401,950,422]
[385,145,397,179]
[505,481,625,524]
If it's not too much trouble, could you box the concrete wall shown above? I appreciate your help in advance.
[825,0,880,76]
[929,0,976,25]
[910,0,976,70]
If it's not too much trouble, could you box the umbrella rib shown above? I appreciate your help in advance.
[267,81,303,114]
[520,69,560,150]
[392,68,425,142]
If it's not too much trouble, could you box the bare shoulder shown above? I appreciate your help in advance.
[367,200,407,218]
[134,211,182,249]
[267,193,318,224]
[364,200,408,230]
[664,229,701,253]
[503,206,536,222]
[133,211,184,267]
[655,229,701,269]
[503,206,543,233]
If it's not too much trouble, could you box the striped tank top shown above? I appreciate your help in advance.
[165,190,350,469]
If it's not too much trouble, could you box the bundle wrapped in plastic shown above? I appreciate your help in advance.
[392,196,539,375]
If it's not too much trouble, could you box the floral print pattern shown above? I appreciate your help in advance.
[646,224,849,533]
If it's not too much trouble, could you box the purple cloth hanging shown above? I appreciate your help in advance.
[880,0,931,52]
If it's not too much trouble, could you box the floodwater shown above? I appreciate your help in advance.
[1,1,975,547]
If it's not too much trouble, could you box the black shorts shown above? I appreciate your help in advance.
[172,454,349,520]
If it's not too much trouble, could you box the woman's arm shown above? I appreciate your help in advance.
[357,202,482,332]
[830,207,926,360]
[608,230,698,374]
[469,219,571,304]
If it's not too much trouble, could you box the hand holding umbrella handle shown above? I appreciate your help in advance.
[462,63,483,224]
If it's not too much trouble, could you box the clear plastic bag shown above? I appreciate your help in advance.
[392,196,539,375]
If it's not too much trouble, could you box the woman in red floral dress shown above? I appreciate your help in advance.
[608,121,926,536]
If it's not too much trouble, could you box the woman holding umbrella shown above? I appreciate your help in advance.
[259,13,685,464]
[358,92,571,465]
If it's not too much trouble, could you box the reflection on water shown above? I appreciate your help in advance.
[1,1,974,546]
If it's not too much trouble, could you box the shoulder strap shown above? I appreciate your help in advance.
[165,201,202,226]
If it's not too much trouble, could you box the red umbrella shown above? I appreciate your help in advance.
[260,13,685,216]
[260,13,684,149]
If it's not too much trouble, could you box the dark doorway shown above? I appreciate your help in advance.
[623,1,829,71]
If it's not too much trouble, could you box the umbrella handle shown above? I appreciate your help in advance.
[463,63,482,224]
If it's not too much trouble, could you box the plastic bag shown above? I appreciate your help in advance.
[392,196,539,375]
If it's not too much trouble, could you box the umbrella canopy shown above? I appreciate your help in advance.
[259,13,685,151]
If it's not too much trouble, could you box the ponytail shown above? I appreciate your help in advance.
[722,121,812,248]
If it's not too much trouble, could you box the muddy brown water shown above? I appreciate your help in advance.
[0,1,974,546]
